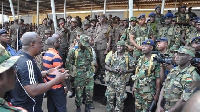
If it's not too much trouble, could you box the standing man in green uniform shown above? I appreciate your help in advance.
[9,19,19,49]
[105,40,135,112]
[132,39,161,112]
[177,5,189,24]
[158,13,181,50]
[0,44,27,112]
[94,14,112,84]
[157,46,200,112]
[148,12,159,39]
[130,14,154,60]
[155,5,164,25]
[67,35,94,112]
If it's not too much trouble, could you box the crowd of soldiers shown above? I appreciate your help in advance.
[0,4,200,112]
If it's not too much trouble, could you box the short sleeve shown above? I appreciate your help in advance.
[17,60,39,86]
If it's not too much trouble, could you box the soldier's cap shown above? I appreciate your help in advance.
[175,46,195,57]
[109,14,112,17]
[195,19,200,24]
[164,13,173,18]
[116,40,126,46]
[0,29,8,35]
[0,44,20,74]
[79,34,90,47]
[45,29,52,34]
[190,17,199,21]
[169,45,179,52]
[83,21,90,26]
[191,37,200,43]
[67,15,72,19]
[142,39,155,46]
[137,14,145,19]
[156,37,168,42]
[180,5,187,9]
[148,12,156,17]
[90,18,97,22]
[155,5,161,10]
[71,18,77,22]
[129,17,137,22]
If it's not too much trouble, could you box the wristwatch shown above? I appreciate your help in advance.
[64,86,67,89]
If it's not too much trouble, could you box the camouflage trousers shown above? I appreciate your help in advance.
[134,92,153,112]
[105,81,127,112]
[74,76,94,107]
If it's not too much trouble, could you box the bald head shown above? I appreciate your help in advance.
[47,37,57,45]
[21,32,38,46]
[182,91,200,112]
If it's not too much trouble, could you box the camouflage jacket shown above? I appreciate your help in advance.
[0,98,24,112]
[133,54,160,94]
[37,24,51,39]
[56,27,70,51]
[66,46,93,78]
[163,65,200,110]
[155,14,164,24]
[68,26,82,47]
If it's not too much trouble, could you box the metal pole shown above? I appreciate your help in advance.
[51,0,57,32]
[17,0,19,19]
[9,0,16,20]
[91,1,93,18]
[161,0,165,14]
[129,0,133,21]
[175,0,178,12]
[2,2,3,27]
[37,0,39,27]
[64,0,66,20]
[103,0,106,14]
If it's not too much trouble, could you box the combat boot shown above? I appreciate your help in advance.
[76,106,81,112]
[85,105,91,112]
[69,88,75,98]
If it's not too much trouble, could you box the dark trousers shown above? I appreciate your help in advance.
[47,87,67,112]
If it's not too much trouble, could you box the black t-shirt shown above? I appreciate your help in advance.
[10,51,43,112]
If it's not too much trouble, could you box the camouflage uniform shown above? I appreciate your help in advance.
[105,51,135,112]
[68,26,82,48]
[158,25,181,50]
[66,35,94,107]
[130,24,153,59]
[37,24,52,43]
[0,98,25,112]
[9,23,19,49]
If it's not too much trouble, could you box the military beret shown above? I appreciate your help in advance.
[155,5,161,10]
[156,37,168,42]
[195,19,200,24]
[191,37,200,43]
[148,12,156,17]
[180,5,187,9]
[80,34,90,47]
[0,29,8,35]
[190,17,199,21]
[164,13,173,18]
[176,46,195,57]
[116,40,126,46]
[137,14,145,19]
[129,17,137,21]
[142,39,155,46]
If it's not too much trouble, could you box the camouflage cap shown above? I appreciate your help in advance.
[71,18,77,22]
[45,29,52,34]
[156,37,168,42]
[129,17,137,22]
[0,44,20,74]
[83,21,90,26]
[116,40,126,46]
[79,34,90,47]
[176,46,195,57]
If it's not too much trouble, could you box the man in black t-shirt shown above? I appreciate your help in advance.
[10,32,70,112]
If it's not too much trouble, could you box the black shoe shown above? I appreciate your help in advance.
[88,104,95,109]
[100,77,105,84]
[85,105,91,112]
[76,106,81,112]
[68,88,75,98]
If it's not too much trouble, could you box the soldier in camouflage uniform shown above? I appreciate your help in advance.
[185,19,200,46]
[0,45,27,112]
[83,21,91,34]
[177,5,189,24]
[130,14,154,60]
[94,14,112,84]
[157,46,200,112]
[158,13,181,50]
[187,7,197,19]
[87,18,97,47]
[132,39,160,112]
[66,35,94,112]
[155,5,164,26]
[105,40,135,112]
[148,12,159,39]
[9,19,19,49]
[112,19,125,47]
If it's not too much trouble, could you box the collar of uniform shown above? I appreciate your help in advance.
[48,48,59,54]
[179,64,192,73]
[0,98,8,106]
